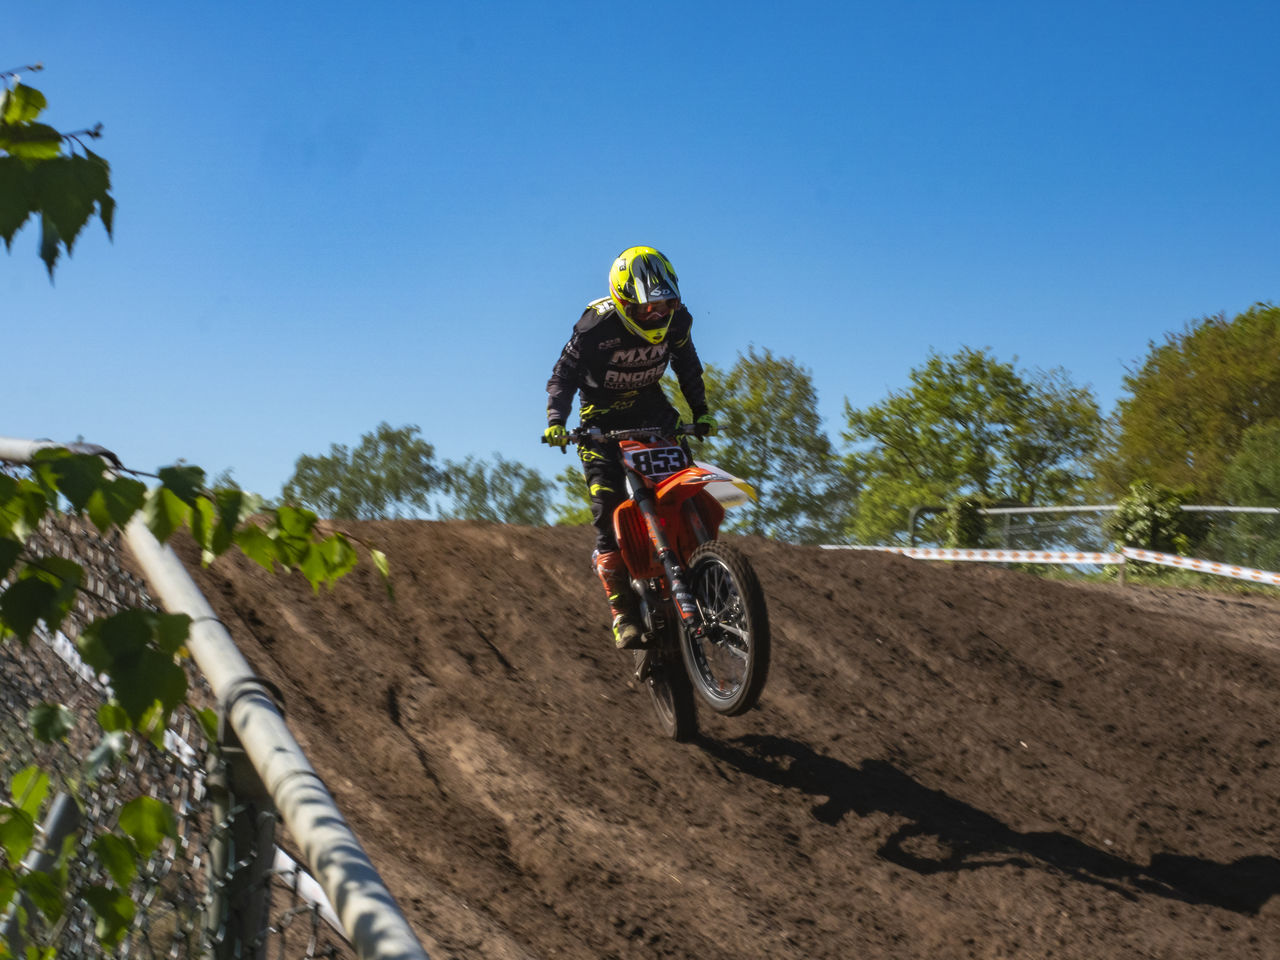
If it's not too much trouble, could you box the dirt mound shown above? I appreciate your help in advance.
[177,522,1280,959]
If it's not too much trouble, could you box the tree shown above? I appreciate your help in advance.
[843,347,1102,545]
[1215,421,1280,569]
[1223,421,1280,507]
[550,464,592,526]
[674,347,853,543]
[442,454,554,525]
[282,422,441,520]
[1,65,113,277]
[1099,304,1280,500]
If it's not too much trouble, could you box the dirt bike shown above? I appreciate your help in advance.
[544,424,771,741]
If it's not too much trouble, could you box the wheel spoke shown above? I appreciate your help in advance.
[681,542,769,716]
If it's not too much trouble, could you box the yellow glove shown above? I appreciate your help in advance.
[543,424,570,450]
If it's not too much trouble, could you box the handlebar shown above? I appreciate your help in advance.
[541,424,700,447]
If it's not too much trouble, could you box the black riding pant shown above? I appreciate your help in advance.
[581,444,628,554]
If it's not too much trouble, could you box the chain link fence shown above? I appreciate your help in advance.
[908,503,1279,574]
[979,506,1279,568]
[2,464,354,960]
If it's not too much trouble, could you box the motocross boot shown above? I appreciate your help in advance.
[593,550,644,650]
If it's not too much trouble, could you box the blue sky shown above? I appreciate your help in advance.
[6,1,1278,497]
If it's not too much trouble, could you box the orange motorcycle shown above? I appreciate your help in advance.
[548,425,771,740]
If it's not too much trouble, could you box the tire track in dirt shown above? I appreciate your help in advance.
[177,523,1280,959]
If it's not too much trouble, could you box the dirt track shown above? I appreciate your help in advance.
[178,521,1280,959]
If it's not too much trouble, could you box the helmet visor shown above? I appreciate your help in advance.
[627,298,678,330]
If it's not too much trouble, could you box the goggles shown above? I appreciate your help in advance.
[629,298,678,328]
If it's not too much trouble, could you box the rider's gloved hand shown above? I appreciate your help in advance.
[693,413,718,438]
[543,424,570,451]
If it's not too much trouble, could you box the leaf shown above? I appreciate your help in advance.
[97,190,115,239]
[31,157,98,255]
[276,504,318,539]
[10,557,82,639]
[112,649,186,724]
[39,211,61,278]
[190,495,216,564]
[96,702,129,733]
[0,807,35,863]
[0,538,20,581]
[9,768,48,820]
[27,703,74,743]
[212,487,261,556]
[143,486,190,543]
[0,868,16,915]
[0,479,49,542]
[76,609,151,674]
[83,147,111,178]
[90,834,136,890]
[0,121,62,160]
[137,700,167,749]
[1,84,47,124]
[35,450,105,510]
[117,796,176,859]
[298,544,327,593]
[370,548,394,598]
[233,523,278,571]
[86,475,146,532]
[83,884,134,948]
[0,156,33,248]
[197,707,218,742]
[78,611,187,724]
[319,533,359,583]
[1,577,58,641]
[18,869,63,924]
[153,613,191,656]
[157,464,205,505]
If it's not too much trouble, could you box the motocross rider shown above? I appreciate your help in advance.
[545,246,717,650]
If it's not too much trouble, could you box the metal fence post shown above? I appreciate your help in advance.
[0,793,81,953]
[206,702,278,960]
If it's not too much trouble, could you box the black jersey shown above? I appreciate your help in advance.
[546,297,708,428]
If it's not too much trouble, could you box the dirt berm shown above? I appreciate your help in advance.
[175,522,1280,959]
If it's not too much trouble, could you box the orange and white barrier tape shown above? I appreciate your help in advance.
[821,546,1122,565]
[1121,547,1280,586]
[823,544,1280,586]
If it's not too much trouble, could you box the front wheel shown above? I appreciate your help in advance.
[680,541,771,716]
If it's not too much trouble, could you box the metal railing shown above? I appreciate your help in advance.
[907,502,1279,563]
[1,438,429,960]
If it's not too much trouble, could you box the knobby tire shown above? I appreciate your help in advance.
[680,540,771,716]
[640,650,698,742]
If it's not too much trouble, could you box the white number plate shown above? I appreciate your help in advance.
[623,445,689,481]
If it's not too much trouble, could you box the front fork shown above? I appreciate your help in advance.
[629,481,710,632]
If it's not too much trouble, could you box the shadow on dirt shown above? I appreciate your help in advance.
[701,734,1280,915]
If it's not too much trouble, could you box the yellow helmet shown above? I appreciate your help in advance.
[608,246,681,344]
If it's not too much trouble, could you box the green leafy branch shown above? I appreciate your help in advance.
[1,67,113,277]
[2,767,176,952]
[1,446,388,953]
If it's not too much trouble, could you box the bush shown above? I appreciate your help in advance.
[944,497,988,548]
[1105,480,1207,555]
